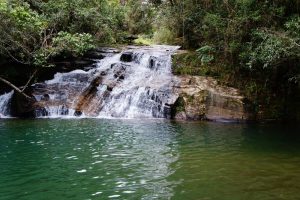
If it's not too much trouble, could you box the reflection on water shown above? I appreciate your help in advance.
[170,122,300,200]
[0,119,299,200]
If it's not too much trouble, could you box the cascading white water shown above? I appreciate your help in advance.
[97,46,179,118]
[1,45,180,118]
[0,91,14,118]
[32,54,122,118]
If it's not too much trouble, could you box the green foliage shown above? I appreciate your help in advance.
[0,0,124,68]
[285,16,300,37]
[52,32,95,57]
[124,0,155,35]
[0,1,47,64]
[153,28,176,44]
[156,0,300,119]
[246,17,300,69]
[6,3,46,32]
[196,46,215,65]
[134,35,153,45]
[172,52,222,78]
[40,0,125,44]
[33,32,95,67]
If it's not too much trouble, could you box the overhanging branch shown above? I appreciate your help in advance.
[0,76,33,100]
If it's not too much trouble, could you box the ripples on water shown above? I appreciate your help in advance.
[0,119,299,200]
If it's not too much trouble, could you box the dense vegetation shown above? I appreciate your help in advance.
[0,0,299,120]
[154,0,300,120]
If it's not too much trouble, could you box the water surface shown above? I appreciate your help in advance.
[0,119,299,200]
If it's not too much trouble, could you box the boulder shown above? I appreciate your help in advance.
[74,110,82,117]
[85,47,120,59]
[172,76,253,122]
[10,91,36,118]
[84,51,105,60]
[92,47,121,54]
[74,76,103,115]
[120,52,133,62]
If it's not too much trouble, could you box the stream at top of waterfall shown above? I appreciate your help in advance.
[0,119,300,200]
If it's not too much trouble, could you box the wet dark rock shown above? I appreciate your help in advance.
[59,105,69,115]
[83,64,97,71]
[120,52,133,62]
[10,91,36,118]
[119,75,125,80]
[124,35,138,44]
[54,59,95,71]
[42,94,50,101]
[93,47,121,54]
[149,58,155,69]
[107,86,113,92]
[85,47,120,59]
[34,107,48,117]
[84,51,105,60]
[74,110,82,117]
[33,83,47,89]
[112,64,127,80]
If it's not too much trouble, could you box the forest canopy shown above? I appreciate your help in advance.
[0,0,299,69]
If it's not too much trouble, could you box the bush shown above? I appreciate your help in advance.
[153,28,176,44]
[196,45,215,65]
[52,32,95,57]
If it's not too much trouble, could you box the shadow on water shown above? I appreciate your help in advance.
[0,119,300,200]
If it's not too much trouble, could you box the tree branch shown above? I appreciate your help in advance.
[0,77,33,100]
[21,68,39,92]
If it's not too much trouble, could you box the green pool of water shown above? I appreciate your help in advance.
[0,119,299,200]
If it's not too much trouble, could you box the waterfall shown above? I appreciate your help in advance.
[32,45,180,118]
[0,91,14,118]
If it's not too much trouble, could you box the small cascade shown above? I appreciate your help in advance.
[32,53,122,118]
[32,45,180,118]
[0,91,14,118]
[97,46,178,118]
[0,46,179,119]
[99,46,177,118]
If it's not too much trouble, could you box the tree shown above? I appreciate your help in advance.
[0,0,96,98]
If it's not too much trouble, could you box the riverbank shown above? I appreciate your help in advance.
[172,51,300,122]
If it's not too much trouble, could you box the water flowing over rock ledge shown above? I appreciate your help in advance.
[0,46,252,121]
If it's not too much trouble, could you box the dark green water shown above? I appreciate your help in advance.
[0,119,300,200]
